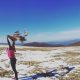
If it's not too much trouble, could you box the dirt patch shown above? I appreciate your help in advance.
[63,52,80,57]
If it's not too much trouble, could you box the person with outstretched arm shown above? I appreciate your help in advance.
[7,35,18,80]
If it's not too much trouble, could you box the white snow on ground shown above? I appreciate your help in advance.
[0,77,12,80]
[0,46,80,80]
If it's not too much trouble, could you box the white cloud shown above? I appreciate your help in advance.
[0,28,80,43]
[28,29,80,42]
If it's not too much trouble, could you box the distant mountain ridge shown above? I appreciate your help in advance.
[0,39,80,47]
[23,42,64,47]
[23,39,80,47]
[24,42,80,47]
[69,41,80,46]
[47,39,80,45]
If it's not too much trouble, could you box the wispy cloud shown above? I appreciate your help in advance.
[0,29,80,43]
[28,29,80,42]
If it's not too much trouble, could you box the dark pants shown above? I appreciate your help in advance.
[10,57,18,80]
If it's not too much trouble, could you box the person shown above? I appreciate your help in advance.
[7,35,18,80]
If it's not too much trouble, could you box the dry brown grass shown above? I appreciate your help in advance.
[16,47,53,51]
[59,51,80,65]
[0,46,53,52]
[28,67,46,74]
[57,51,80,80]
[0,47,80,79]
[0,68,13,77]
[63,51,80,57]
[18,61,41,66]
[59,71,80,80]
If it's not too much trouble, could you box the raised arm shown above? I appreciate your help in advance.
[7,35,11,47]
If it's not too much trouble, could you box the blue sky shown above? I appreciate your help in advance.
[0,0,80,43]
